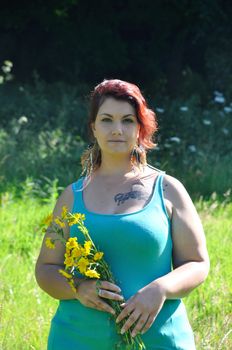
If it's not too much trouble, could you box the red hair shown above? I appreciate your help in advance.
[88,79,157,150]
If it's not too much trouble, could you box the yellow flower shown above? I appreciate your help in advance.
[64,250,71,259]
[71,246,82,259]
[68,213,86,226]
[77,257,90,274]
[85,269,100,279]
[94,252,104,261]
[83,240,92,256]
[55,217,65,228]
[43,213,53,226]
[58,269,72,279]
[78,213,85,221]
[61,206,68,219]
[45,237,55,249]
[64,256,74,267]
[68,279,77,293]
[66,237,78,249]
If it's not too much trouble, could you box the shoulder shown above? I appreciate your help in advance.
[52,183,74,217]
[162,174,193,209]
[59,183,74,205]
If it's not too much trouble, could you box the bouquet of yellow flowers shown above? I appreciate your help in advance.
[42,206,146,350]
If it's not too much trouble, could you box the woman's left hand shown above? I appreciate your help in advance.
[116,280,166,337]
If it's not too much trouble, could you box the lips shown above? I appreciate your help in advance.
[108,140,126,142]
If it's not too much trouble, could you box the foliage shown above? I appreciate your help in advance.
[0,191,231,349]
[0,1,232,97]
[148,91,232,197]
[0,77,89,133]
[2,79,231,197]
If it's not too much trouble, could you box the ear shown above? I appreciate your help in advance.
[91,122,96,136]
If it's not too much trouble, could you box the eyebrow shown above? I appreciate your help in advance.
[99,113,136,118]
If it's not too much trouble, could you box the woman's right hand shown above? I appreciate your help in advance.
[76,279,124,315]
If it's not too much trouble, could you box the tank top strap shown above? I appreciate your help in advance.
[71,177,85,213]
[152,172,170,220]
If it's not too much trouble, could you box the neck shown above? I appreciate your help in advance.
[97,154,133,176]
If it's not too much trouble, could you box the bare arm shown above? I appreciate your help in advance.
[155,175,210,298]
[35,184,78,300]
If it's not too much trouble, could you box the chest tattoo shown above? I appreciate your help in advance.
[114,190,147,206]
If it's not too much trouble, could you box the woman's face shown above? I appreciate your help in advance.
[92,97,140,157]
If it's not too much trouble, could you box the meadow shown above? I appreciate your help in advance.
[0,188,231,350]
[1,10,232,349]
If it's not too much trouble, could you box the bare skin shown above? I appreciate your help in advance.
[35,97,210,338]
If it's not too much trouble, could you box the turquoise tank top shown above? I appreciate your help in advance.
[47,173,196,350]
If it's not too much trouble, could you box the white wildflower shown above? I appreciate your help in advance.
[203,119,211,125]
[164,143,171,148]
[224,106,232,113]
[4,60,13,67]
[180,106,188,112]
[156,107,165,113]
[0,76,4,84]
[18,116,28,124]
[214,95,225,104]
[222,128,229,135]
[188,145,197,152]
[169,137,181,143]
[2,65,11,73]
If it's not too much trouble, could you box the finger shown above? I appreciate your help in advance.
[131,314,149,337]
[86,300,98,309]
[141,312,157,334]
[92,299,116,315]
[99,281,122,293]
[116,302,136,324]
[120,310,141,334]
[98,288,124,301]
[119,294,134,308]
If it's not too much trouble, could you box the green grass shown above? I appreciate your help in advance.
[0,191,231,349]
[0,194,58,350]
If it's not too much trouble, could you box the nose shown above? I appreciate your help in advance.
[111,122,123,135]
[112,130,122,135]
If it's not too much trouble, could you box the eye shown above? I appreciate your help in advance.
[101,118,112,122]
[123,118,134,123]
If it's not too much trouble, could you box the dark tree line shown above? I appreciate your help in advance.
[0,0,232,97]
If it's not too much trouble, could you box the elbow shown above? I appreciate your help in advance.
[35,261,44,289]
[203,257,210,281]
[198,256,210,285]
[35,261,50,292]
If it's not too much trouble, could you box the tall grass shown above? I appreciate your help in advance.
[0,193,57,349]
[185,195,232,349]
[0,187,231,349]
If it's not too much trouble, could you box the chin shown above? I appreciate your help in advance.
[106,148,130,156]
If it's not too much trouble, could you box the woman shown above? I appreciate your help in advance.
[35,79,210,349]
